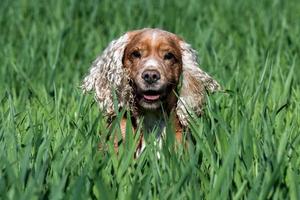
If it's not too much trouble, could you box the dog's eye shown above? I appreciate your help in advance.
[131,50,141,59]
[164,52,175,60]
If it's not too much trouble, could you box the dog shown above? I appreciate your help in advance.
[82,28,220,155]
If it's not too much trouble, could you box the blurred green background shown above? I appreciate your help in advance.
[0,0,299,199]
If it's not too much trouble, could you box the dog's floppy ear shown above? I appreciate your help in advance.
[82,32,133,117]
[176,41,220,126]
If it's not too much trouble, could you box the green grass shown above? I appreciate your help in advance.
[1,0,300,199]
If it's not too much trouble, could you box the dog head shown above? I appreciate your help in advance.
[82,28,220,125]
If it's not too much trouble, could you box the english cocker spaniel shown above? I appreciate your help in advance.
[82,28,220,155]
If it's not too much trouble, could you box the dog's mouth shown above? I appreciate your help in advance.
[136,88,168,110]
[142,90,162,102]
[133,81,173,109]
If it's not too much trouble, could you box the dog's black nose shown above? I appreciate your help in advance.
[142,70,161,84]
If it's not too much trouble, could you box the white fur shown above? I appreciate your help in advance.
[144,58,160,68]
[82,33,133,117]
[135,112,166,157]
[176,41,220,125]
[151,31,158,46]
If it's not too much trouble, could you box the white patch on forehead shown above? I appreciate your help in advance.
[144,58,159,67]
[151,31,158,41]
[150,31,159,47]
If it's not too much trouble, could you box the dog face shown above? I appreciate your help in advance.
[82,28,220,126]
[123,29,183,110]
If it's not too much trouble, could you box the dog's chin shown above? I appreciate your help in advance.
[138,100,161,110]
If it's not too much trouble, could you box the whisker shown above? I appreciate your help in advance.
[165,81,177,85]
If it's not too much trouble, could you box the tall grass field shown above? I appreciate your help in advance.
[0,0,299,199]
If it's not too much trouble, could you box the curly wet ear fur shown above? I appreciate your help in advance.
[81,33,133,117]
[176,41,220,126]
